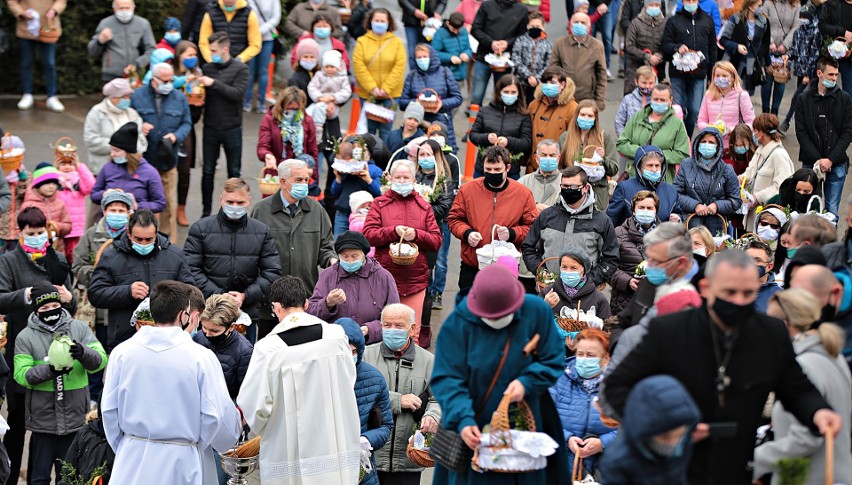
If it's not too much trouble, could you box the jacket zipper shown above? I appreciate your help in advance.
[388,358,402,473]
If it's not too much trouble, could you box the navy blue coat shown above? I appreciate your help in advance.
[193,329,254,400]
[755,273,782,314]
[337,318,393,485]
[130,85,193,171]
[607,145,681,227]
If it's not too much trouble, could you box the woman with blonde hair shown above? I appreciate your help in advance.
[719,0,771,95]
[558,99,618,211]
[697,61,756,148]
[755,288,852,485]
[257,86,320,182]
[688,226,716,259]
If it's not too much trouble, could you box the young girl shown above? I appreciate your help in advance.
[540,250,612,319]
[724,123,758,175]
[306,50,351,135]
[696,61,756,148]
[287,38,319,94]
[55,147,95,262]
[156,17,182,53]
[347,191,375,257]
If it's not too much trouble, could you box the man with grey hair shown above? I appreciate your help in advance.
[603,249,842,484]
[88,0,156,82]
[518,140,562,213]
[251,159,336,338]
[362,303,442,483]
[131,62,192,240]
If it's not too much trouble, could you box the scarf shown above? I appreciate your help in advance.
[580,374,602,393]
[562,276,587,300]
[60,171,80,191]
[280,115,304,158]
[19,239,47,261]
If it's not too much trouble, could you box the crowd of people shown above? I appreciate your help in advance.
[2,0,852,482]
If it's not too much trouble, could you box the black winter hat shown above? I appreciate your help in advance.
[109,122,138,154]
[31,283,61,313]
[334,231,371,255]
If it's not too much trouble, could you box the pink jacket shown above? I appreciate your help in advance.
[56,164,96,238]
[455,0,482,26]
[696,88,755,147]
[20,189,72,237]
[348,213,376,258]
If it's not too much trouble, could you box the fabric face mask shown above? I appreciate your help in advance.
[182,57,198,69]
[574,357,601,378]
[712,296,755,327]
[561,187,584,205]
[482,313,514,329]
[756,225,778,241]
[38,307,64,329]
[714,77,731,89]
[484,172,505,188]
[638,86,653,96]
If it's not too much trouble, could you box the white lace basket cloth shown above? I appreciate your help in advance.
[476,224,522,270]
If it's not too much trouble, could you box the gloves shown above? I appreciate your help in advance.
[50,365,72,376]
[69,341,85,360]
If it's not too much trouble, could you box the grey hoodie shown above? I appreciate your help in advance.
[87,14,157,80]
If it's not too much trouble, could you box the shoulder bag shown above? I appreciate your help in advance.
[255,7,285,58]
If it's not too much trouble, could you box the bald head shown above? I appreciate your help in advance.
[571,12,591,27]
[789,264,840,306]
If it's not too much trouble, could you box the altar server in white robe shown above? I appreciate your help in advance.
[103,280,241,485]
[238,275,361,485]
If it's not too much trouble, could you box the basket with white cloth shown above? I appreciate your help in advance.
[475,225,522,270]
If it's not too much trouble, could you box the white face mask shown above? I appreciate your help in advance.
[693,247,707,257]
[482,313,514,329]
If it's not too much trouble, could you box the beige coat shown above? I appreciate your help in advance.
[6,0,66,40]
[548,35,607,111]
[743,140,794,228]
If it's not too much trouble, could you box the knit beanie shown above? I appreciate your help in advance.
[323,49,343,69]
[496,255,519,278]
[296,38,320,60]
[110,122,139,153]
[103,78,134,98]
[560,249,591,273]
[32,162,60,189]
[164,16,181,32]
[31,283,61,313]
[348,191,374,214]
[403,102,425,123]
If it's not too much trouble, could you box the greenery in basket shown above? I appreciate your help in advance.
[59,460,109,485]
[724,233,761,251]
[359,466,366,481]
[634,260,647,277]
[537,267,557,288]
[776,457,809,485]
[135,309,153,322]
[410,424,434,447]
[427,175,448,203]
[476,146,524,163]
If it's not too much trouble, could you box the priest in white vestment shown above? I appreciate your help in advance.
[102,281,241,485]
[238,276,361,484]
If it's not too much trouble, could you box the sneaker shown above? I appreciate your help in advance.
[46,96,65,112]
[243,103,252,113]
[17,94,33,110]
[606,69,615,83]
[779,120,789,133]
[256,105,267,114]
[431,294,443,310]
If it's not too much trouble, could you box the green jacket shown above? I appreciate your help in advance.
[616,105,691,183]
[14,310,107,435]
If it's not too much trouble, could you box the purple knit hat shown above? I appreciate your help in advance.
[467,264,525,319]
[496,255,519,278]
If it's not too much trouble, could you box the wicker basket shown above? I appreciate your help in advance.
[364,101,395,124]
[835,37,852,59]
[390,235,419,266]
[38,18,60,44]
[472,396,539,473]
[770,62,791,83]
[338,8,352,23]
[406,436,435,468]
[417,88,441,113]
[54,136,78,165]
[684,213,729,249]
[135,319,155,331]
[0,133,24,173]
[258,167,279,196]
[535,257,559,292]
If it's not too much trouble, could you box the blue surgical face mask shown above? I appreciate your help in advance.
[501,93,518,106]
[223,204,247,220]
[575,356,602,378]
[635,209,656,225]
[156,82,174,96]
[787,247,798,259]
[683,2,699,13]
[382,328,409,351]
[340,258,363,273]
[823,78,837,89]
[164,32,181,45]
[571,23,588,37]
[577,117,595,131]
[113,156,127,165]
[392,182,414,197]
[300,59,317,71]
[288,182,309,200]
[645,265,671,285]
[211,54,224,64]
[698,142,717,159]
[132,241,155,256]
[733,145,748,155]
[541,83,560,98]
[646,6,661,16]
[560,271,582,288]
[650,101,669,114]
[116,98,132,110]
[642,169,662,183]
[539,157,559,173]
[23,233,49,251]
[353,355,359,364]
[182,57,198,69]
[105,213,129,229]
[418,157,436,170]
[415,57,430,71]
[222,4,237,12]
[371,22,389,35]
[314,26,332,39]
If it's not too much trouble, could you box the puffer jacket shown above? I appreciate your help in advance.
[597,375,700,484]
[791,21,821,78]
[522,192,619,287]
[183,211,282,320]
[607,146,681,227]
[352,30,407,99]
[431,25,473,81]
[617,105,691,182]
[469,102,533,175]
[88,233,195,352]
[539,278,612,320]
[193,328,254,399]
[307,258,400,345]
[56,164,96,239]
[674,127,742,234]
[21,189,72,237]
[415,165,458,224]
[399,45,463,150]
[338,318,393,485]
[549,358,618,473]
[511,32,553,89]
[130,85,193,171]
[90,159,167,213]
[623,11,666,95]
[661,6,717,79]
[83,98,149,174]
[527,79,578,170]
[362,340,441,474]
[362,190,442,297]
[764,0,799,50]
[696,88,755,147]
[63,417,115,485]
[13,310,107,435]
[609,217,654,315]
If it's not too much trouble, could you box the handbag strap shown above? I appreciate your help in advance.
[475,334,512,416]
[367,38,394,67]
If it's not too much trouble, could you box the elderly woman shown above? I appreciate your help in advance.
[90,122,167,215]
[741,114,795,228]
[193,294,254,400]
[362,304,441,485]
[307,231,400,344]
[363,159,442,345]
[608,146,680,227]
[610,191,661,314]
[541,250,612,320]
[550,328,618,477]
[257,86,319,173]
[754,289,852,485]
[431,264,567,484]
[674,127,742,236]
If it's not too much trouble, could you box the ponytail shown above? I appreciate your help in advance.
[817,323,845,358]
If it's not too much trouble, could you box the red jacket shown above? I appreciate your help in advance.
[256,111,319,179]
[289,34,351,73]
[362,190,442,297]
[447,178,538,268]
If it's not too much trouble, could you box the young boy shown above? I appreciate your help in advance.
[511,11,553,103]
[383,103,426,157]
[14,284,107,485]
[431,13,474,92]
[156,17,182,53]
[306,50,352,135]
[21,162,72,238]
[615,66,658,136]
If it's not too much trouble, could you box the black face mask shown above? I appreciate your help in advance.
[793,192,812,210]
[38,307,63,327]
[483,171,505,189]
[528,27,542,38]
[712,297,755,327]
[561,187,585,205]
[821,303,837,323]
[207,329,230,347]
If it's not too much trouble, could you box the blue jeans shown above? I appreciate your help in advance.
[362,97,395,140]
[471,60,498,108]
[429,223,451,295]
[840,58,852,99]
[19,39,57,97]
[761,79,786,114]
[592,11,612,68]
[805,162,847,216]
[405,26,423,70]
[202,126,243,213]
[334,211,351,237]
[245,40,274,106]
[670,77,705,137]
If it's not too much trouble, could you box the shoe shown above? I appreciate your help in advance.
[418,325,432,349]
[242,103,252,113]
[17,94,33,110]
[256,105,267,114]
[46,96,65,112]
[431,294,443,310]
[779,120,790,133]
[177,205,189,227]
[606,70,615,83]
[461,133,468,143]
[618,68,625,79]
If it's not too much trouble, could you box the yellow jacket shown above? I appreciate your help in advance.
[352,31,407,99]
[198,0,262,63]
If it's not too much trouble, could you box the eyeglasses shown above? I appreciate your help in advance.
[647,255,681,267]
[559,184,584,190]
[758,220,781,230]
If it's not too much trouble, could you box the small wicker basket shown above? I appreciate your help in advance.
[258,167,279,197]
[38,18,60,44]
[417,88,441,113]
[0,133,24,173]
[406,435,434,468]
[472,396,538,473]
[54,136,78,165]
[390,234,419,266]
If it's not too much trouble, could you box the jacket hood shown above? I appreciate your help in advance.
[112,232,172,256]
[833,269,852,315]
[622,375,701,444]
[690,127,724,171]
[26,308,73,334]
[415,45,442,74]
[336,317,365,362]
[560,187,596,214]
[633,145,667,186]
[533,77,577,105]
[130,325,192,352]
